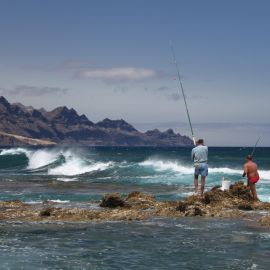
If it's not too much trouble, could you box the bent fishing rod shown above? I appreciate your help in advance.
[251,136,262,157]
[170,42,196,145]
[242,136,262,178]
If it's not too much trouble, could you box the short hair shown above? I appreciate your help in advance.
[197,139,204,144]
[247,155,253,160]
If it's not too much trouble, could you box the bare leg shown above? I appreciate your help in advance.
[194,175,198,194]
[249,182,259,201]
[201,176,206,196]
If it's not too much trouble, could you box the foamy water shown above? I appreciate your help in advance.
[27,149,61,169]
[0,147,270,202]
[141,158,270,180]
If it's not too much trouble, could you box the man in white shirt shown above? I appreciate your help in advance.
[191,139,208,196]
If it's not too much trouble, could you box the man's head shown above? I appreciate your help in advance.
[247,154,253,161]
[197,139,204,145]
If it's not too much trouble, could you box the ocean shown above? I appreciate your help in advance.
[0,146,269,269]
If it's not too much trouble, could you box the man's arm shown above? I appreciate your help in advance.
[191,149,194,161]
[242,164,248,177]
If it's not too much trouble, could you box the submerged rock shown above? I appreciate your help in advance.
[100,193,125,208]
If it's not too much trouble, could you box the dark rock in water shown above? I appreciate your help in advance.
[39,208,54,217]
[184,206,204,217]
[100,193,125,208]
[194,207,204,216]
[238,203,254,211]
[176,201,188,212]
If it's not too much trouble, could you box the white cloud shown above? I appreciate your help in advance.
[0,85,69,96]
[79,67,157,82]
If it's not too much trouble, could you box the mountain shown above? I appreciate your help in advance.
[0,96,193,146]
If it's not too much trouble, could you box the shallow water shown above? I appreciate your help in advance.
[0,218,269,269]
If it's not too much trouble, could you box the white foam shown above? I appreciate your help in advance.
[258,170,270,180]
[56,177,78,182]
[140,159,270,180]
[210,167,242,174]
[257,195,270,202]
[0,148,31,156]
[47,199,70,203]
[27,149,60,169]
[48,154,113,176]
[140,160,193,174]
[25,200,43,205]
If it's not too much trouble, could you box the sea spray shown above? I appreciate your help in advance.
[0,147,270,202]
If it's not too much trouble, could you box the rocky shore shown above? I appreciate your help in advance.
[1,182,270,227]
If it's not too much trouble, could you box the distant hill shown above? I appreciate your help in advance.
[0,96,193,146]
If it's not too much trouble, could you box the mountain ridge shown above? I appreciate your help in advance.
[0,96,193,146]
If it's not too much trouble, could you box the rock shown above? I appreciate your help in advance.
[238,203,254,211]
[229,181,252,200]
[176,201,188,212]
[125,191,157,209]
[194,207,204,216]
[260,215,270,227]
[0,183,269,226]
[0,200,25,207]
[39,208,55,217]
[184,206,204,216]
[100,193,125,208]
[203,189,230,204]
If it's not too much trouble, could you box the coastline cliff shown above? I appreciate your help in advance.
[0,96,193,146]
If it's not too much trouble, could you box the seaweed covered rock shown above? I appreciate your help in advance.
[176,201,188,212]
[203,181,251,205]
[125,191,157,209]
[0,200,25,208]
[229,181,252,200]
[39,208,55,217]
[260,215,270,227]
[100,193,125,208]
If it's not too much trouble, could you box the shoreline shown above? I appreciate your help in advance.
[1,182,270,228]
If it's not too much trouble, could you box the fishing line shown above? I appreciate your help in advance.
[251,136,262,157]
[170,41,196,145]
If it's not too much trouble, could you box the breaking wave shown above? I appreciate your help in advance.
[0,148,270,180]
[0,148,113,176]
[140,159,270,180]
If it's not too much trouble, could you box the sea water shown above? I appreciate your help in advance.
[0,146,269,269]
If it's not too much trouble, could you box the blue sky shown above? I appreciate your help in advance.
[0,0,269,146]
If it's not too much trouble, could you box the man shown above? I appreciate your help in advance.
[243,155,260,201]
[191,139,208,196]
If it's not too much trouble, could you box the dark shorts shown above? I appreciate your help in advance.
[194,163,208,177]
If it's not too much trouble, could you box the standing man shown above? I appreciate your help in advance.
[243,155,260,201]
[191,139,208,196]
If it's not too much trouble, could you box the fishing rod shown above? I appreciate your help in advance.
[251,136,262,157]
[242,136,262,178]
[170,41,196,145]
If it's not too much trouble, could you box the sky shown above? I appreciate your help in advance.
[0,0,269,146]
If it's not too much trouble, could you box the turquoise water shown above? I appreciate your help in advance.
[0,146,269,203]
[0,146,270,269]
